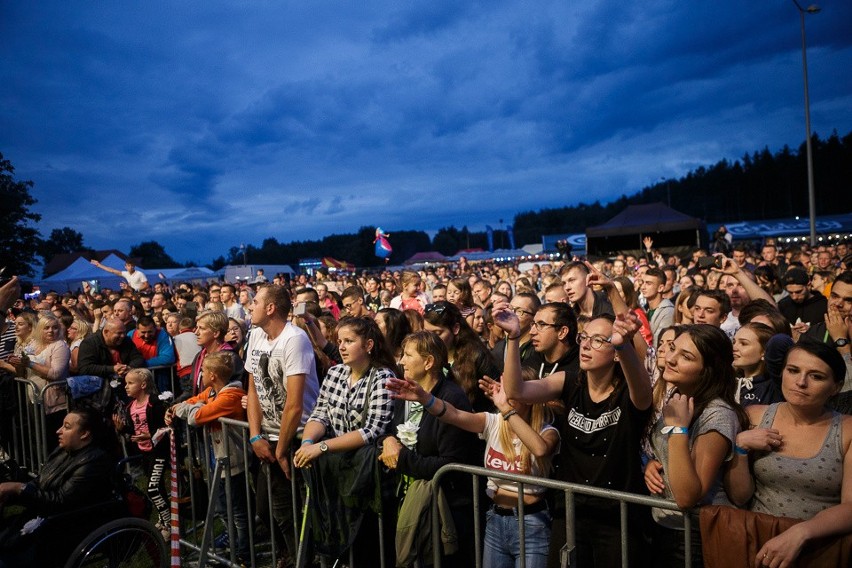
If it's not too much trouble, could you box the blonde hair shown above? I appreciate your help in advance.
[201,351,235,382]
[33,314,62,350]
[126,368,157,395]
[400,270,421,288]
[497,367,552,475]
[72,318,92,342]
[196,311,229,340]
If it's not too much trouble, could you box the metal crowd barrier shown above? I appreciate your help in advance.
[7,377,69,472]
[431,463,694,568]
[173,416,308,568]
[174,416,389,568]
[147,363,179,397]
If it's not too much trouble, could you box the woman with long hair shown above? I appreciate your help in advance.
[423,301,498,412]
[375,308,412,361]
[674,286,699,325]
[5,315,71,451]
[389,364,559,568]
[294,316,399,565]
[379,331,480,567]
[495,299,653,567]
[0,312,38,377]
[648,324,749,566]
[725,339,851,567]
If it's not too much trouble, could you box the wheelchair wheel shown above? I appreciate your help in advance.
[63,517,168,568]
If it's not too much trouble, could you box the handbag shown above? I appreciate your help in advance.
[699,505,852,568]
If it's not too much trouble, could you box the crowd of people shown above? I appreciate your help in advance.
[0,236,850,567]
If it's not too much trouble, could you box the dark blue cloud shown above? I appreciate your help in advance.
[1,1,850,264]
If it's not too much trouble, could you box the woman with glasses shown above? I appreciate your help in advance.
[424,301,499,412]
[494,299,654,567]
[67,318,93,374]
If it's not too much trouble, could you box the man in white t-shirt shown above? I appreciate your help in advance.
[245,284,319,564]
[90,259,149,291]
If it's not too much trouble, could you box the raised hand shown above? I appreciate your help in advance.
[386,377,429,404]
[610,311,640,348]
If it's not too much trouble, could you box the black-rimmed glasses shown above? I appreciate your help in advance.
[531,320,560,332]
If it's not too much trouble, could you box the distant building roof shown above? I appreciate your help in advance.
[404,251,447,264]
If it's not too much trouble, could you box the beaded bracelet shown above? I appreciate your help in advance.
[502,409,518,421]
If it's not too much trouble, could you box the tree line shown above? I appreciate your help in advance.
[2,130,849,276]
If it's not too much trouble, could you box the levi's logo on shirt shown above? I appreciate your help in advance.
[485,447,521,472]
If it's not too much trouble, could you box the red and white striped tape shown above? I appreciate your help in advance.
[169,428,181,566]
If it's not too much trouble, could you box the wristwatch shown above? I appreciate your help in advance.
[835,338,850,348]
[319,441,329,453]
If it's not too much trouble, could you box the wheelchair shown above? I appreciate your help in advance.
[61,454,169,568]
[0,456,168,568]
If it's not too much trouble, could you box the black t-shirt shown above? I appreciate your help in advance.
[558,377,652,503]
[522,346,579,379]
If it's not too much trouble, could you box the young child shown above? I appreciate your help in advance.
[114,368,170,537]
[167,351,249,562]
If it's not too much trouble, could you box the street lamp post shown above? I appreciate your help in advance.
[792,1,820,247]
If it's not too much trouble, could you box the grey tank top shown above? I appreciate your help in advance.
[751,403,843,520]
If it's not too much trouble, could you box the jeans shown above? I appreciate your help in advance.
[217,471,250,560]
[483,507,551,568]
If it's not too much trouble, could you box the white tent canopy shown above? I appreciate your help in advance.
[36,255,215,293]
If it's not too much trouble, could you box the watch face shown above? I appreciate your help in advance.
[319,442,329,452]
[836,338,850,347]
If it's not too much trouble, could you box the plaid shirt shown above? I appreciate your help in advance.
[308,363,396,445]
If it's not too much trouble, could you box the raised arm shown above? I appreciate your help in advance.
[585,261,649,354]
[90,260,122,278]
[386,376,487,434]
[611,312,653,411]
[491,298,564,403]
[491,381,558,458]
[714,255,775,306]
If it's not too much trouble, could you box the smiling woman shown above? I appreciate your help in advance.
[648,324,749,566]
[6,314,71,452]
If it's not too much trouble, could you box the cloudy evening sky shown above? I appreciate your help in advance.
[2,1,851,264]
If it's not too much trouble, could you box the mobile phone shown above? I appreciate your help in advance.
[697,256,722,270]
[293,302,307,316]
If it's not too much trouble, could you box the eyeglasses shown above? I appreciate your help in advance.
[342,300,360,312]
[512,307,535,317]
[531,320,560,332]
[576,333,612,350]
[425,303,448,315]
